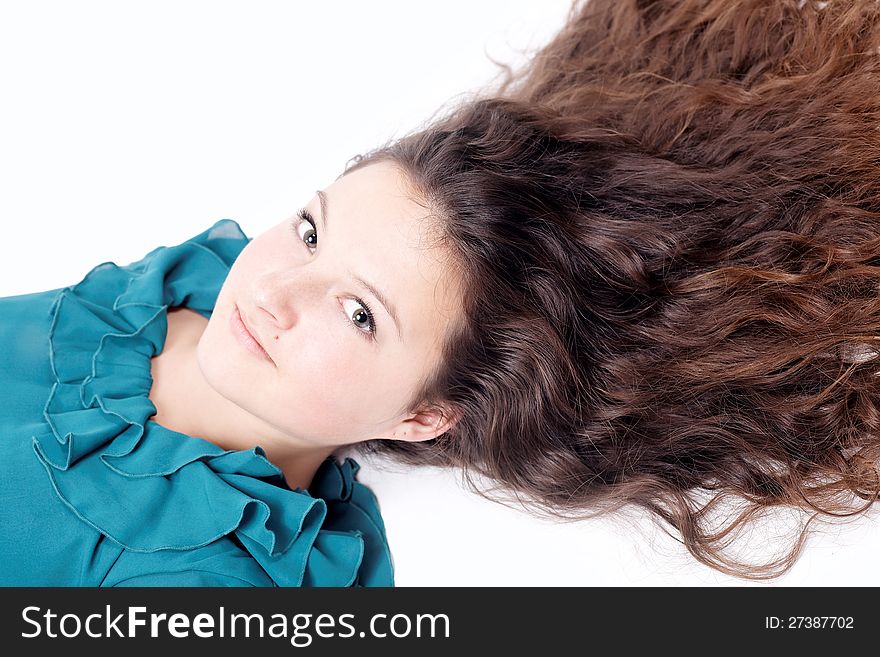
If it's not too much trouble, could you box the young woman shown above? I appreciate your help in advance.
[4,0,879,585]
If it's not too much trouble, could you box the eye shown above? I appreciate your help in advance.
[342,298,377,339]
[289,207,378,342]
[293,208,317,250]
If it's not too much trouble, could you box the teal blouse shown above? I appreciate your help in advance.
[0,219,394,587]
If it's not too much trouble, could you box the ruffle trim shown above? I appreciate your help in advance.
[30,219,393,587]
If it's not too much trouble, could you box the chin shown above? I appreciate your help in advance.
[193,336,219,384]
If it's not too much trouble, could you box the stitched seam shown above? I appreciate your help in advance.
[110,569,258,587]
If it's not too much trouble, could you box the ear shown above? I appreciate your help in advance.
[389,404,461,443]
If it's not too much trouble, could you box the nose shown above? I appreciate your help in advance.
[251,268,323,332]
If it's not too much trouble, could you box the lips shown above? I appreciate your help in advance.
[233,305,274,364]
[238,308,265,351]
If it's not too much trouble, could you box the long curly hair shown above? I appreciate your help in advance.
[347,0,880,580]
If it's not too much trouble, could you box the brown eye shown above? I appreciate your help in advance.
[294,209,317,249]
[342,298,376,337]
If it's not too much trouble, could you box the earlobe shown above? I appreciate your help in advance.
[395,405,461,443]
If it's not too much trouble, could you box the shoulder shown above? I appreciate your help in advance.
[101,536,275,588]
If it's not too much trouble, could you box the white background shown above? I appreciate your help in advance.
[2,0,878,586]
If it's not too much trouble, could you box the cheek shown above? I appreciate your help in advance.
[282,329,362,397]
[282,335,394,426]
[223,228,292,287]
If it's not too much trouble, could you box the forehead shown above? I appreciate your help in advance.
[329,160,427,223]
[322,160,464,345]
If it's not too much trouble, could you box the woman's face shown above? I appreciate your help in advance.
[197,159,464,447]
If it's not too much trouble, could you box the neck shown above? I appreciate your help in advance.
[148,307,337,490]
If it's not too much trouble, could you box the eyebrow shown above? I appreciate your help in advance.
[316,189,404,342]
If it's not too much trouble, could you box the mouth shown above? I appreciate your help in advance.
[231,304,275,365]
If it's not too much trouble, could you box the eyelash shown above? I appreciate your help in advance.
[290,208,378,341]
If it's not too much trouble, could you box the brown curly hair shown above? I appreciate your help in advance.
[347,0,880,580]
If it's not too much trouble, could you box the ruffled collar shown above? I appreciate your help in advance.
[30,219,394,587]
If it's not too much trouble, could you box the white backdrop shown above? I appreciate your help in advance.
[2,0,878,586]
